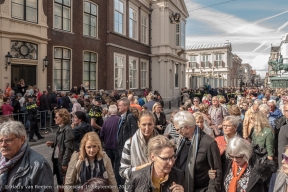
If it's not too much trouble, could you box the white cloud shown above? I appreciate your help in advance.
[184,0,287,78]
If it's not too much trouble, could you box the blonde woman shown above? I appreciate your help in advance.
[65,132,118,192]
[250,111,275,160]
[193,112,214,138]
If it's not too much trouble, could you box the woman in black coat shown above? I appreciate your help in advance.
[71,111,92,151]
[152,102,167,135]
[209,137,276,192]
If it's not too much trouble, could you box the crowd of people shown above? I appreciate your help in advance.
[1,82,288,192]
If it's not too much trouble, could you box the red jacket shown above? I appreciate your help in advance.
[2,103,14,115]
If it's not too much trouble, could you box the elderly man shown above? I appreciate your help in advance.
[143,94,156,111]
[0,121,53,191]
[242,99,262,139]
[208,96,228,135]
[268,99,283,120]
[173,111,222,192]
[279,96,288,114]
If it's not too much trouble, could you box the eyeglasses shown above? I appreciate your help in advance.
[228,154,244,160]
[222,125,233,128]
[282,153,288,164]
[158,155,176,163]
[0,137,19,145]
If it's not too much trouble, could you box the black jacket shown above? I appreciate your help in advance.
[12,99,21,113]
[77,86,85,94]
[154,112,167,134]
[59,96,71,110]
[117,110,138,155]
[40,94,50,111]
[73,122,92,151]
[50,92,58,108]
[128,164,184,192]
[222,156,276,192]
[175,129,222,192]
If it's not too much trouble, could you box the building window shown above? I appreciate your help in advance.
[54,0,71,31]
[54,48,71,91]
[141,14,148,44]
[83,52,97,90]
[129,57,138,89]
[176,20,186,48]
[202,55,209,67]
[114,54,125,89]
[175,65,179,87]
[129,7,137,39]
[140,60,148,88]
[12,0,38,23]
[215,54,222,67]
[84,2,97,37]
[114,0,124,34]
[189,56,197,68]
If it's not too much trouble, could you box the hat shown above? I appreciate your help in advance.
[282,96,288,101]
[95,96,103,102]
[27,95,33,99]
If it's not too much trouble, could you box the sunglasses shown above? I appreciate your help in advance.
[282,153,288,164]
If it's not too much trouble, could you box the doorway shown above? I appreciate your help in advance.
[11,64,37,91]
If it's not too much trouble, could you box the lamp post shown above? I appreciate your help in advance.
[5,52,12,71]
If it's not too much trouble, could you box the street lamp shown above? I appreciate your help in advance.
[5,52,12,71]
[42,56,49,72]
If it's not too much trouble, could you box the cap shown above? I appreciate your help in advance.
[95,96,103,102]
[282,96,288,101]
[27,95,33,99]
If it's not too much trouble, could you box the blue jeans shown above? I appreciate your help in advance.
[106,148,121,186]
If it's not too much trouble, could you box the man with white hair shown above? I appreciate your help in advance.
[100,105,121,186]
[243,99,263,139]
[278,104,288,166]
[0,121,53,191]
[267,99,282,120]
[173,111,222,192]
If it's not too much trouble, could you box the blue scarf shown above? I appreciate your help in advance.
[0,142,27,191]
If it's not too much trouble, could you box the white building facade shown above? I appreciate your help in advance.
[150,0,189,99]
[185,42,234,89]
[0,0,48,92]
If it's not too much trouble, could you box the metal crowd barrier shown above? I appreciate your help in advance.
[163,97,181,110]
[0,110,54,133]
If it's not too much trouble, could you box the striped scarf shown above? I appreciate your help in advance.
[0,142,27,191]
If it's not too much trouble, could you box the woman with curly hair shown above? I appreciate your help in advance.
[249,111,275,160]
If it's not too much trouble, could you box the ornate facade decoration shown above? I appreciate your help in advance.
[10,41,38,60]
[169,12,181,24]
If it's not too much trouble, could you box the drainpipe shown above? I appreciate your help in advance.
[149,2,153,91]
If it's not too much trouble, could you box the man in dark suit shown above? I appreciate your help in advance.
[77,83,86,94]
[39,90,51,128]
[58,91,71,111]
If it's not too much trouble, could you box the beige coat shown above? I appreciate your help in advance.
[242,107,256,139]
[64,151,119,192]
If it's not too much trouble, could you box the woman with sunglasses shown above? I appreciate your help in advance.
[191,97,200,112]
[269,146,288,192]
[209,137,276,192]
[128,135,184,192]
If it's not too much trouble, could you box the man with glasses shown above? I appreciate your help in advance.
[0,121,53,191]
[173,111,222,192]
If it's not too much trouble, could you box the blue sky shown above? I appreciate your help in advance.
[184,0,288,77]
